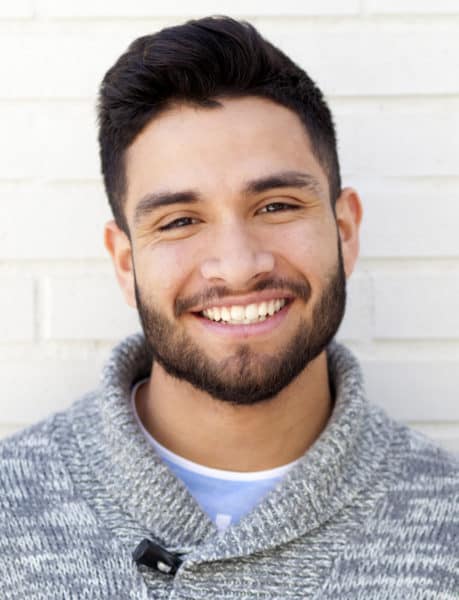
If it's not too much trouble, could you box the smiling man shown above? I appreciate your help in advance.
[1,16,458,600]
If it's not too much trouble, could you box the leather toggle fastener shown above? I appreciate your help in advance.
[133,539,183,575]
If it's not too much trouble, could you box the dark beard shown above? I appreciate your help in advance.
[134,241,346,406]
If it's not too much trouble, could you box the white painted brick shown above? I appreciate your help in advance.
[438,437,459,455]
[0,32,122,98]
[356,179,459,258]
[0,101,98,180]
[373,274,459,339]
[2,28,459,98]
[0,354,107,423]
[37,0,359,18]
[366,0,459,15]
[0,423,24,440]
[0,276,35,342]
[0,0,33,18]
[409,423,459,455]
[46,274,141,340]
[266,27,459,96]
[362,359,459,421]
[335,102,459,177]
[336,272,373,341]
[0,182,112,260]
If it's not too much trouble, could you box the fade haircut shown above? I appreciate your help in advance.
[97,16,341,235]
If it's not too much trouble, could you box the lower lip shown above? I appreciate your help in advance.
[192,301,293,339]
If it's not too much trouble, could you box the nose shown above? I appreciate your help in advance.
[200,223,275,287]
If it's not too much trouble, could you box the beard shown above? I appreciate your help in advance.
[134,240,346,406]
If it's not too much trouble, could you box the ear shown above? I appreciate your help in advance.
[334,187,363,278]
[104,220,137,308]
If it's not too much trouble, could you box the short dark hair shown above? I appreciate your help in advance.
[97,15,341,235]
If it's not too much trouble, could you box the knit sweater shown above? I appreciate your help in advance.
[0,334,457,599]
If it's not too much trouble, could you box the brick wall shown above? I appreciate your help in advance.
[1,1,458,453]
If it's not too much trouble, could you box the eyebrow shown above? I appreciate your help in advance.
[243,171,323,196]
[133,170,323,227]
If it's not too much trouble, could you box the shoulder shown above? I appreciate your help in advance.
[0,413,73,511]
[389,419,458,492]
[330,411,458,595]
[0,391,101,511]
[0,392,139,597]
[389,422,458,542]
[357,405,458,545]
[368,412,458,563]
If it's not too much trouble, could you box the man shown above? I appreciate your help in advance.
[0,16,457,599]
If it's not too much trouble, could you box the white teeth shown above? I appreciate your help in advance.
[202,299,287,324]
[258,301,267,317]
[230,305,245,321]
[221,306,230,321]
[245,303,259,320]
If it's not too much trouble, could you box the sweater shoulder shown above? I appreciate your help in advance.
[0,391,100,511]
[323,411,458,597]
[390,418,459,487]
[0,416,67,504]
[367,412,458,553]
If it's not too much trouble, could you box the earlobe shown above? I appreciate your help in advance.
[334,188,363,278]
[104,220,137,308]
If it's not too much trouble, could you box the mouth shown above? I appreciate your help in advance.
[195,297,293,326]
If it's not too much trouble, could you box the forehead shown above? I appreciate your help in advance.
[124,96,328,216]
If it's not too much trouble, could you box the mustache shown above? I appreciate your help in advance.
[174,277,311,317]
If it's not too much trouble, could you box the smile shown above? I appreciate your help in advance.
[200,298,288,325]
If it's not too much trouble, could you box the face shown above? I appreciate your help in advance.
[106,97,361,405]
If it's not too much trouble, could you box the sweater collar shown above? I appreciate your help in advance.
[84,333,393,558]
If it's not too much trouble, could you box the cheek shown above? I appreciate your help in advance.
[137,242,196,295]
[275,221,336,278]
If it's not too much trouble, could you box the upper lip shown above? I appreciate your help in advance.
[192,291,295,313]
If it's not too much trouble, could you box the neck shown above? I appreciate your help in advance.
[135,352,333,472]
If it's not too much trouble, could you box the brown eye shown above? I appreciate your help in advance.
[259,202,298,213]
[159,217,199,231]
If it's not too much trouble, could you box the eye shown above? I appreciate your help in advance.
[258,202,299,213]
[158,216,199,231]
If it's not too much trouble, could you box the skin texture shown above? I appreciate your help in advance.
[104,96,362,471]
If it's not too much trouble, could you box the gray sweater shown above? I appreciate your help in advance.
[0,333,457,599]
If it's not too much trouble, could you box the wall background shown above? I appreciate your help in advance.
[1,1,458,452]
